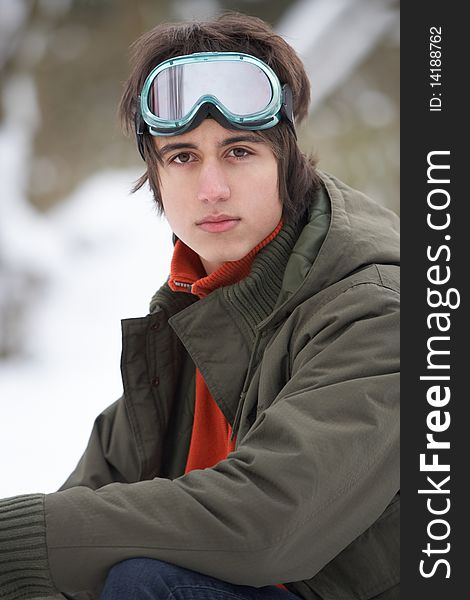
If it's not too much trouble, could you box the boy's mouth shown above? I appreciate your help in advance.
[196,214,241,233]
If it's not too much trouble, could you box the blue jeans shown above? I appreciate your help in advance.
[100,558,300,599]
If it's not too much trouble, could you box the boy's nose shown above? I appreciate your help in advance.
[196,161,230,204]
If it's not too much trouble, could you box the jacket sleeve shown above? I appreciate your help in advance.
[43,281,399,596]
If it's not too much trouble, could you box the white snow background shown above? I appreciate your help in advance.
[0,75,173,496]
[0,168,173,497]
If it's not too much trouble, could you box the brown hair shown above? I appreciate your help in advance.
[119,12,320,223]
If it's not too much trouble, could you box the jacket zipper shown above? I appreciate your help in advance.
[173,280,193,291]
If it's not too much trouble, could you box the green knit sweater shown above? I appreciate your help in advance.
[0,495,57,599]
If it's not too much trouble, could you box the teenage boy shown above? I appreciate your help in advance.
[0,13,400,600]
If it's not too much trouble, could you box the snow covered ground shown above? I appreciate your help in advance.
[0,169,173,497]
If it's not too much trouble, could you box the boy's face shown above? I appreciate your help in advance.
[154,119,282,275]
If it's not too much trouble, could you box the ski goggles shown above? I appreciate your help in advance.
[137,52,295,141]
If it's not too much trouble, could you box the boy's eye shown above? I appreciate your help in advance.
[229,147,250,158]
[172,152,193,164]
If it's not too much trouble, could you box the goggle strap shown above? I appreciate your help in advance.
[135,109,146,160]
[281,84,297,140]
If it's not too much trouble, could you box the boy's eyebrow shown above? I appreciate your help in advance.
[158,134,264,156]
[158,142,198,157]
[219,134,264,147]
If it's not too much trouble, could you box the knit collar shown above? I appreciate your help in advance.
[168,220,283,299]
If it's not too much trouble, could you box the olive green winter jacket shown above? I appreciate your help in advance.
[0,172,400,599]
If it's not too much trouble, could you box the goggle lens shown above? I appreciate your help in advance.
[149,60,273,120]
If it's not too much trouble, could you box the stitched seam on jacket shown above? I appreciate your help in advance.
[300,279,399,324]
